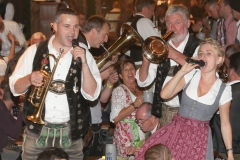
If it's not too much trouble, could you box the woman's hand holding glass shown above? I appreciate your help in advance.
[133,96,144,109]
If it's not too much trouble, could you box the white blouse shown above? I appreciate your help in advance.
[110,86,137,122]
[184,70,232,106]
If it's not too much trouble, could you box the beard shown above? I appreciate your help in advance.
[171,28,188,44]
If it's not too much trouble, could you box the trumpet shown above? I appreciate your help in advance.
[143,31,174,64]
[27,48,63,124]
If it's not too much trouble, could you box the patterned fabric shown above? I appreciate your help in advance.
[36,122,71,149]
[216,18,226,47]
[152,60,170,117]
[112,85,142,157]
[135,74,226,160]
[137,114,209,160]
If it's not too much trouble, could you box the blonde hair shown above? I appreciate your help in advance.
[144,144,172,160]
[199,38,225,68]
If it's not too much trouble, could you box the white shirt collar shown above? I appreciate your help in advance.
[227,80,240,86]
[150,122,158,134]
[236,20,240,27]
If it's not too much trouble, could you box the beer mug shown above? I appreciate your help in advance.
[143,91,153,103]
[105,144,116,160]
[197,32,206,40]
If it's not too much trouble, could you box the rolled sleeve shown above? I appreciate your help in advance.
[136,63,158,87]
[79,43,101,101]
[9,45,36,96]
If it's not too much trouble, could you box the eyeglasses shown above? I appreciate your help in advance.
[135,115,152,125]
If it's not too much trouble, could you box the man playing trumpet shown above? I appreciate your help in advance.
[9,8,102,160]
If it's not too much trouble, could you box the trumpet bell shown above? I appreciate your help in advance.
[143,31,174,64]
[143,36,169,64]
[96,23,142,69]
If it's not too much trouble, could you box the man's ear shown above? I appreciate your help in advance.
[52,22,58,33]
[187,19,191,28]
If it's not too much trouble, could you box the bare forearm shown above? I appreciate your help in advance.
[139,60,150,82]
[160,71,184,99]
[99,61,112,72]
[100,83,113,103]
[168,50,187,66]
[113,105,135,122]
[8,41,15,62]
[82,63,97,97]
[14,74,32,94]
[221,122,234,158]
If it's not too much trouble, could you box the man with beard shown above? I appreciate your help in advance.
[9,8,102,160]
[136,5,200,127]
[229,0,240,44]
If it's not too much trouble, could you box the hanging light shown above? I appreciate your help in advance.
[157,0,166,5]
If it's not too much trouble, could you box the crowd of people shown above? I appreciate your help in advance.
[1,0,240,160]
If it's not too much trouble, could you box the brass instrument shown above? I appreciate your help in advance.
[143,31,174,64]
[96,23,142,69]
[27,49,63,124]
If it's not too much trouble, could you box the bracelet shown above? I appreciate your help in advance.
[226,148,233,152]
[199,27,203,32]
[106,82,113,89]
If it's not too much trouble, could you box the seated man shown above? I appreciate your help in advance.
[0,31,15,83]
[0,14,25,57]
[126,102,160,156]
[0,14,26,74]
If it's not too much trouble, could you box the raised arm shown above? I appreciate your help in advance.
[71,46,99,98]
[160,62,197,100]
[100,67,119,103]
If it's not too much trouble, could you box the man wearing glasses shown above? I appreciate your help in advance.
[126,102,160,156]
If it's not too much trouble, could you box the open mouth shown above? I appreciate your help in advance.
[67,36,74,43]
[201,60,207,68]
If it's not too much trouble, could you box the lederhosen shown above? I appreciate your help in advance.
[23,39,90,144]
[129,15,144,63]
[152,35,200,121]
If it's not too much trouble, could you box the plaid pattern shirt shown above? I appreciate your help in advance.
[216,18,226,47]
